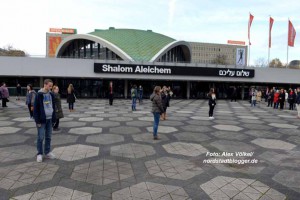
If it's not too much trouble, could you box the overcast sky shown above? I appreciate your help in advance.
[1,0,300,65]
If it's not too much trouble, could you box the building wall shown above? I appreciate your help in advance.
[189,42,247,65]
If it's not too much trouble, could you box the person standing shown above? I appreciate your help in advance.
[273,90,279,109]
[296,87,300,118]
[131,85,137,111]
[250,88,257,107]
[288,89,296,110]
[67,84,76,112]
[52,86,64,131]
[150,86,164,140]
[285,90,289,109]
[33,79,56,163]
[267,89,274,107]
[138,85,143,103]
[256,90,262,107]
[16,84,21,100]
[160,86,170,120]
[231,87,237,102]
[25,84,36,119]
[208,88,217,119]
[0,83,9,108]
[108,81,114,106]
[279,89,285,110]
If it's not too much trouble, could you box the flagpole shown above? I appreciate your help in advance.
[268,15,270,67]
[287,18,289,68]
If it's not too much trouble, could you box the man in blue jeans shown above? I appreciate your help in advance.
[34,79,56,162]
[150,86,164,140]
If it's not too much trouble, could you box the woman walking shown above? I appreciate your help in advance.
[0,83,9,108]
[67,84,76,112]
[208,88,216,119]
[25,84,36,119]
[52,86,64,131]
[150,86,164,140]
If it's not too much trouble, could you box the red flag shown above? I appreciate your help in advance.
[248,13,254,45]
[288,20,296,47]
[269,17,274,48]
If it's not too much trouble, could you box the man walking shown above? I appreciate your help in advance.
[34,79,56,162]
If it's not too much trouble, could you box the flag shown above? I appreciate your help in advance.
[248,13,254,45]
[288,20,296,47]
[269,17,274,48]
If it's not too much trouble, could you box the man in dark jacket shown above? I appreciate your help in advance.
[278,89,285,110]
[34,79,56,163]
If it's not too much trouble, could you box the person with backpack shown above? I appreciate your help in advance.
[131,85,137,111]
[25,84,37,119]
[150,86,164,140]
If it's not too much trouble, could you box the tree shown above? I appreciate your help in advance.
[254,57,267,67]
[212,54,227,65]
[269,58,283,68]
[0,45,28,57]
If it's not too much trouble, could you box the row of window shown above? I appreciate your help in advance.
[192,46,236,53]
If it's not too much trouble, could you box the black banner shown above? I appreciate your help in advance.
[94,63,255,78]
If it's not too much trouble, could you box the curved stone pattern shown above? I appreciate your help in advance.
[210,140,256,153]
[71,159,134,186]
[112,182,190,200]
[213,124,243,132]
[174,132,211,142]
[251,138,296,150]
[11,186,92,200]
[69,127,102,135]
[52,144,99,161]
[0,127,21,135]
[273,170,300,192]
[163,142,208,156]
[111,143,156,158]
[110,126,141,135]
[0,162,59,190]
[268,123,298,129]
[200,176,286,200]
[146,126,178,133]
[132,133,168,143]
[0,145,36,162]
[145,157,203,180]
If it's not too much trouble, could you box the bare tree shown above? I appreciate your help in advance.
[254,57,267,67]
[212,54,227,65]
[0,45,28,57]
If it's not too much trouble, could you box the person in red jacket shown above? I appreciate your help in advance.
[273,90,279,109]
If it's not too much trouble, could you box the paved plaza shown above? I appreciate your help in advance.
[0,98,299,199]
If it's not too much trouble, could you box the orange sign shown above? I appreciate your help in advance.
[49,28,62,33]
[227,40,246,45]
[49,28,77,34]
[48,36,62,57]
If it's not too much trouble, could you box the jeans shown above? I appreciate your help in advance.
[69,103,74,110]
[274,102,279,109]
[132,98,136,110]
[251,100,256,107]
[153,112,160,137]
[209,104,215,117]
[37,119,52,155]
[139,94,143,102]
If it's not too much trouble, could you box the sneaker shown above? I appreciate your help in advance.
[37,154,43,163]
[211,116,215,119]
[45,152,56,159]
[153,136,159,140]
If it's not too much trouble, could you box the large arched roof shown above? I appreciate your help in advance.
[56,28,191,62]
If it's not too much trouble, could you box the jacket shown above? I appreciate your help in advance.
[0,86,9,98]
[53,93,64,119]
[256,91,262,102]
[208,93,216,105]
[33,90,56,124]
[26,90,36,105]
[296,93,300,104]
[273,93,279,103]
[67,90,76,103]
[279,93,285,103]
[161,92,170,108]
[150,93,164,113]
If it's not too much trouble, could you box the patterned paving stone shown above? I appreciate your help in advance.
[0,127,21,135]
[71,159,134,186]
[0,121,15,126]
[273,170,300,192]
[251,138,296,150]
[86,134,124,145]
[213,125,243,132]
[237,116,260,120]
[268,123,298,129]
[111,143,156,158]
[11,186,92,199]
[210,140,256,152]
[50,135,79,145]
[69,127,102,135]
[200,176,286,200]
[146,126,178,133]
[93,121,121,128]
[180,125,212,132]
[190,116,211,121]
[17,122,36,128]
[163,142,208,157]
[0,162,59,190]
[0,135,29,145]
[259,151,300,168]
[84,111,105,114]
[145,157,203,180]
[212,162,266,174]
[244,130,282,139]
[160,120,185,126]
[210,131,249,141]
[68,113,91,118]
[287,135,300,145]
[138,116,154,121]
[0,145,36,162]
[174,132,211,142]
[78,117,104,122]
[109,126,141,135]
[52,144,99,161]
[0,117,10,121]
[132,133,168,143]
[60,117,74,122]
[126,121,153,127]
[59,121,87,128]
[12,117,32,122]
[112,182,191,200]
[242,124,272,130]
[96,113,118,118]
[109,117,133,122]
[276,128,300,136]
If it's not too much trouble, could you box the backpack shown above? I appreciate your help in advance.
[131,89,136,98]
